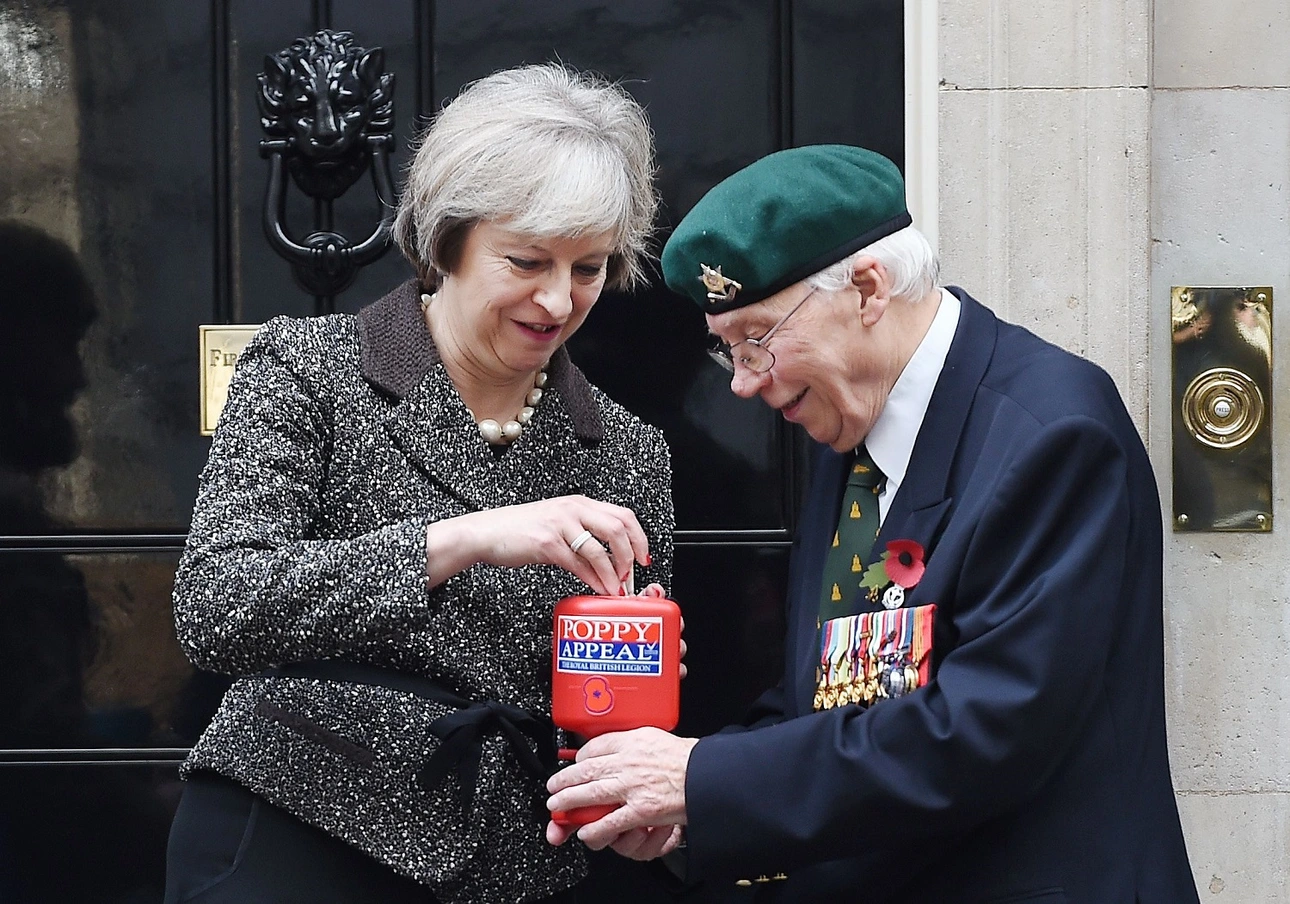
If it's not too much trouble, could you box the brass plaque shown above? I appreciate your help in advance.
[1171,287,1272,531]
[199,325,261,436]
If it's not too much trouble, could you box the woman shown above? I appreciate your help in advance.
[165,64,672,904]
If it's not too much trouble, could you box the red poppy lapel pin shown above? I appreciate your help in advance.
[860,539,927,610]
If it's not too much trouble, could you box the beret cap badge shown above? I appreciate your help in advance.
[699,263,741,305]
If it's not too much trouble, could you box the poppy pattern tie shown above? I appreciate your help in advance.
[818,445,886,624]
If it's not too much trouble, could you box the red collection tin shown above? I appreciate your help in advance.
[550,593,682,826]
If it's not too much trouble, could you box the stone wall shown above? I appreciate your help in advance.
[935,2,1289,899]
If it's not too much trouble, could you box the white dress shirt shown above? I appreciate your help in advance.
[865,287,961,524]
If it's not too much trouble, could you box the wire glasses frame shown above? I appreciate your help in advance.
[707,287,819,374]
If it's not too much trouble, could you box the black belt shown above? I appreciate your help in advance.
[263,661,557,814]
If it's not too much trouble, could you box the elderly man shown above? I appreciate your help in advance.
[546,145,1199,903]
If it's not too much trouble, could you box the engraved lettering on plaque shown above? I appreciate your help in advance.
[199,325,261,436]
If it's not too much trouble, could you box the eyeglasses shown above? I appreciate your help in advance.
[707,287,818,374]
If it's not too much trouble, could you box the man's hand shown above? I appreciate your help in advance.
[545,727,699,854]
[605,824,685,861]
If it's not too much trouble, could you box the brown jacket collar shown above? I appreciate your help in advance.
[356,280,604,442]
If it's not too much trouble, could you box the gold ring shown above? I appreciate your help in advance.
[569,530,595,554]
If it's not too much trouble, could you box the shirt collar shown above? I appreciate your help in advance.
[865,287,961,493]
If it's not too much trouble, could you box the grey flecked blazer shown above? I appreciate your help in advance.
[174,280,674,904]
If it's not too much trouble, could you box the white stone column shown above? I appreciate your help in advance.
[938,1,1151,422]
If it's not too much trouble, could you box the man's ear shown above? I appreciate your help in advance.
[850,255,891,326]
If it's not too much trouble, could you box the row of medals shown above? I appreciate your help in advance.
[815,652,920,710]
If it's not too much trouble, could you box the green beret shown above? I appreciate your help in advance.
[661,145,910,313]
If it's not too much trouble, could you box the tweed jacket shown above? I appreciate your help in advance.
[174,280,674,904]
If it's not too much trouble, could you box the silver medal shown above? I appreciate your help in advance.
[881,584,905,610]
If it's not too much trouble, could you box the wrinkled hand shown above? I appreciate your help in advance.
[604,824,685,861]
[545,727,698,854]
[425,495,650,595]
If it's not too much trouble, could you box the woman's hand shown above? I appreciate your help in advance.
[425,495,651,595]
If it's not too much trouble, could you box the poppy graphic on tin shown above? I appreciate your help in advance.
[582,676,615,715]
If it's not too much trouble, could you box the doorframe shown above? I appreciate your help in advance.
[905,0,938,254]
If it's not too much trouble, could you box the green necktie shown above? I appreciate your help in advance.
[818,445,886,624]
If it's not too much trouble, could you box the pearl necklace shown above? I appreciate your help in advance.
[470,367,548,445]
[422,292,548,446]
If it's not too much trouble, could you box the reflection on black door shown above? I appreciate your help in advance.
[0,1,902,899]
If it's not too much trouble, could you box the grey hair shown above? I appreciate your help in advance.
[806,225,940,302]
[392,64,658,291]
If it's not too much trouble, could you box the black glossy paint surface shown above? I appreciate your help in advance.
[0,551,222,751]
[0,0,902,535]
[0,764,177,903]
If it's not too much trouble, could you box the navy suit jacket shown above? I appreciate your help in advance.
[683,289,1199,904]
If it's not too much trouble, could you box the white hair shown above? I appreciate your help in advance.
[392,64,658,290]
[806,225,940,302]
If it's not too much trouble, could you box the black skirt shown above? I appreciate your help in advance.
[164,772,440,904]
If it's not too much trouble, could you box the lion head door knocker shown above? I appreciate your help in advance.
[257,29,396,300]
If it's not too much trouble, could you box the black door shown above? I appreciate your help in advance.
[0,2,902,899]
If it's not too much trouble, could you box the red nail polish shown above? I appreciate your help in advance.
[644,554,653,567]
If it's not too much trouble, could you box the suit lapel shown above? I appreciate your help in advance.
[790,289,1002,713]
[382,368,597,511]
[867,288,998,595]
[358,280,605,512]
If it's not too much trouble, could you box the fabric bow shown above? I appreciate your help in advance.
[418,699,557,815]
